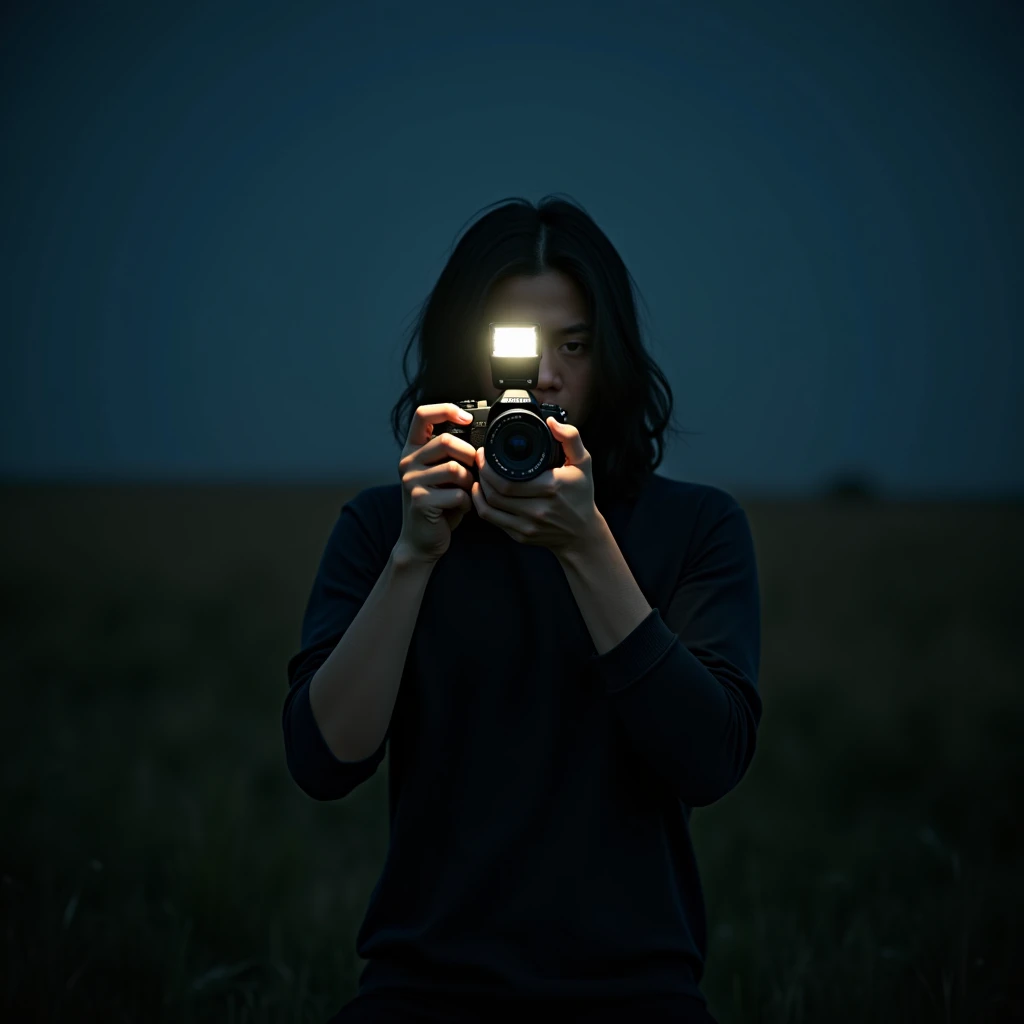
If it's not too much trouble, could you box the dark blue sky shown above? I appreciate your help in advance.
[2,1,1021,496]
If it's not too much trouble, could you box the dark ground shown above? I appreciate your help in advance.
[1,484,1021,1023]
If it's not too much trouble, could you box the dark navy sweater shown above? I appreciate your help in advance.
[283,471,762,1009]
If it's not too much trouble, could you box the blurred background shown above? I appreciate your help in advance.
[1,1,1021,1021]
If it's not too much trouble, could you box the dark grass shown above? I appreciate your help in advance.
[1,486,1021,1023]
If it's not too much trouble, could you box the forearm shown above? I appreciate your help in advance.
[555,514,653,656]
[308,543,435,761]
[557,499,763,806]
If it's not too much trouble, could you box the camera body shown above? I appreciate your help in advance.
[434,322,570,482]
[439,392,569,482]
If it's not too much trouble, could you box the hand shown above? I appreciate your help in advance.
[395,403,479,565]
[471,417,603,554]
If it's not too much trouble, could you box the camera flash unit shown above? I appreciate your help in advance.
[491,323,538,358]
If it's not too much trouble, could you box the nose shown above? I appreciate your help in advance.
[536,349,560,391]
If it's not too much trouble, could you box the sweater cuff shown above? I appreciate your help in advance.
[585,607,678,695]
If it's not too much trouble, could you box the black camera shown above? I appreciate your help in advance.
[435,322,570,482]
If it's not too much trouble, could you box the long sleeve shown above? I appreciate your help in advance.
[314,475,736,1003]
[283,488,394,801]
[587,495,762,807]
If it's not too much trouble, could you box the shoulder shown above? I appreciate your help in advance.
[643,474,751,559]
[344,481,402,520]
[331,482,403,555]
[644,473,744,522]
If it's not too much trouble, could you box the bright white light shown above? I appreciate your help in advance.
[492,325,537,357]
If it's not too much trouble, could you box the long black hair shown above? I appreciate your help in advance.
[389,194,696,505]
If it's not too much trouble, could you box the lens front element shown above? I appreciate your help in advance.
[486,410,551,481]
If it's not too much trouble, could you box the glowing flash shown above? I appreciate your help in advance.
[491,324,538,358]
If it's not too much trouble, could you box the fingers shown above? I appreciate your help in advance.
[410,483,472,510]
[478,452,557,498]
[406,403,473,448]
[471,481,535,538]
[476,483,546,520]
[404,459,474,493]
[401,428,477,475]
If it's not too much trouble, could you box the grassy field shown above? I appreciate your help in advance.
[1,484,1021,1023]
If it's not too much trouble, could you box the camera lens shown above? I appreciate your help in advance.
[488,411,550,479]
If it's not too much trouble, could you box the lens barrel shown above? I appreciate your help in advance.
[486,408,554,481]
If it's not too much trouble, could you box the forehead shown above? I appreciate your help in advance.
[484,270,588,321]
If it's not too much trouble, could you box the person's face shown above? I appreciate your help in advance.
[477,270,594,429]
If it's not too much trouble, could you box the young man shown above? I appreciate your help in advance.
[284,195,761,1024]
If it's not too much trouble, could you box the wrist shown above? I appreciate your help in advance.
[391,541,441,573]
[556,512,610,569]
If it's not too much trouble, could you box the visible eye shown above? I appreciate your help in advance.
[561,341,589,355]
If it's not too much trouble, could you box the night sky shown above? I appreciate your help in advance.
[3,0,1021,496]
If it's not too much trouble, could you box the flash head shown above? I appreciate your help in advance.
[489,322,540,388]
